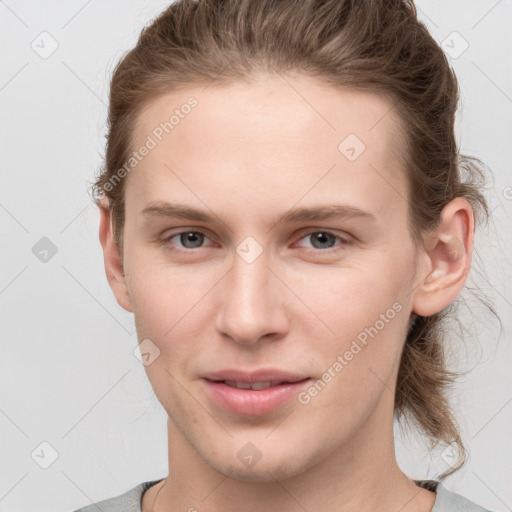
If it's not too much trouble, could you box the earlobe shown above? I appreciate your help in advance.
[98,202,133,313]
[412,197,474,317]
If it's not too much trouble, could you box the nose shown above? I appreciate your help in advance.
[215,248,289,346]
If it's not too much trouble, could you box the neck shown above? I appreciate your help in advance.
[145,397,435,512]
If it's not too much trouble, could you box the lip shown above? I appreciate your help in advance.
[201,368,311,416]
[202,368,309,384]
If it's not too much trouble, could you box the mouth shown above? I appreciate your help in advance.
[202,373,312,416]
[220,379,298,390]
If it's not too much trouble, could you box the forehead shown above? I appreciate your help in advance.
[133,74,404,156]
[126,74,409,226]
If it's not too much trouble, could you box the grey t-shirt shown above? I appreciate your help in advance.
[72,478,493,512]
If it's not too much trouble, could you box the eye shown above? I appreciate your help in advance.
[160,229,352,253]
[295,230,351,252]
[163,231,212,250]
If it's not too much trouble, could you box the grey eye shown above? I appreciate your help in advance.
[306,232,338,249]
[176,232,205,249]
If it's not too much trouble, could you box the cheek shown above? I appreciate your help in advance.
[124,252,221,366]
[296,266,409,433]
[294,254,412,402]
[125,263,210,405]
[126,234,413,356]
[299,257,409,338]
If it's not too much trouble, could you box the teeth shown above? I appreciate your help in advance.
[251,381,273,390]
[224,380,252,389]
[224,380,278,390]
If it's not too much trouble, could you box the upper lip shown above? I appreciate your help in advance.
[202,369,310,384]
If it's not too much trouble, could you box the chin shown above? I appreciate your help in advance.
[208,451,314,483]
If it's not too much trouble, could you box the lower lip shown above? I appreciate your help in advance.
[203,379,311,416]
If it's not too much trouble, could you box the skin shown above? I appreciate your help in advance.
[99,73,474,512]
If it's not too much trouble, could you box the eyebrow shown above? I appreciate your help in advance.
[141,201,376,226]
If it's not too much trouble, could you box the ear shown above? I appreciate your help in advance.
[412,197,474,317]
[98,201,133,313]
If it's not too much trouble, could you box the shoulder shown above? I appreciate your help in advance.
[70,479,164,512]
[416,480,494,512]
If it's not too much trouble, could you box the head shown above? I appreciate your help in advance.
[95,0,490,481]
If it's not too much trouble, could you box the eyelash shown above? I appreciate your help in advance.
[160,229,352,255]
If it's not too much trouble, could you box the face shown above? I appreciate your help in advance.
[116,74,425,481]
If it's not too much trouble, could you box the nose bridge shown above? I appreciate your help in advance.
[215,242,287,344]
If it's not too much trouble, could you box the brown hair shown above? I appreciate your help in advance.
[93,0,495,478]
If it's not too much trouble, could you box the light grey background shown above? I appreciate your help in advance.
[1,1,511,511]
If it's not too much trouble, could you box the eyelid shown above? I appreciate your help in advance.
[293,228,353,252]
[294,227,352,241]
[160,227,352,253]
[159,228,217,249]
